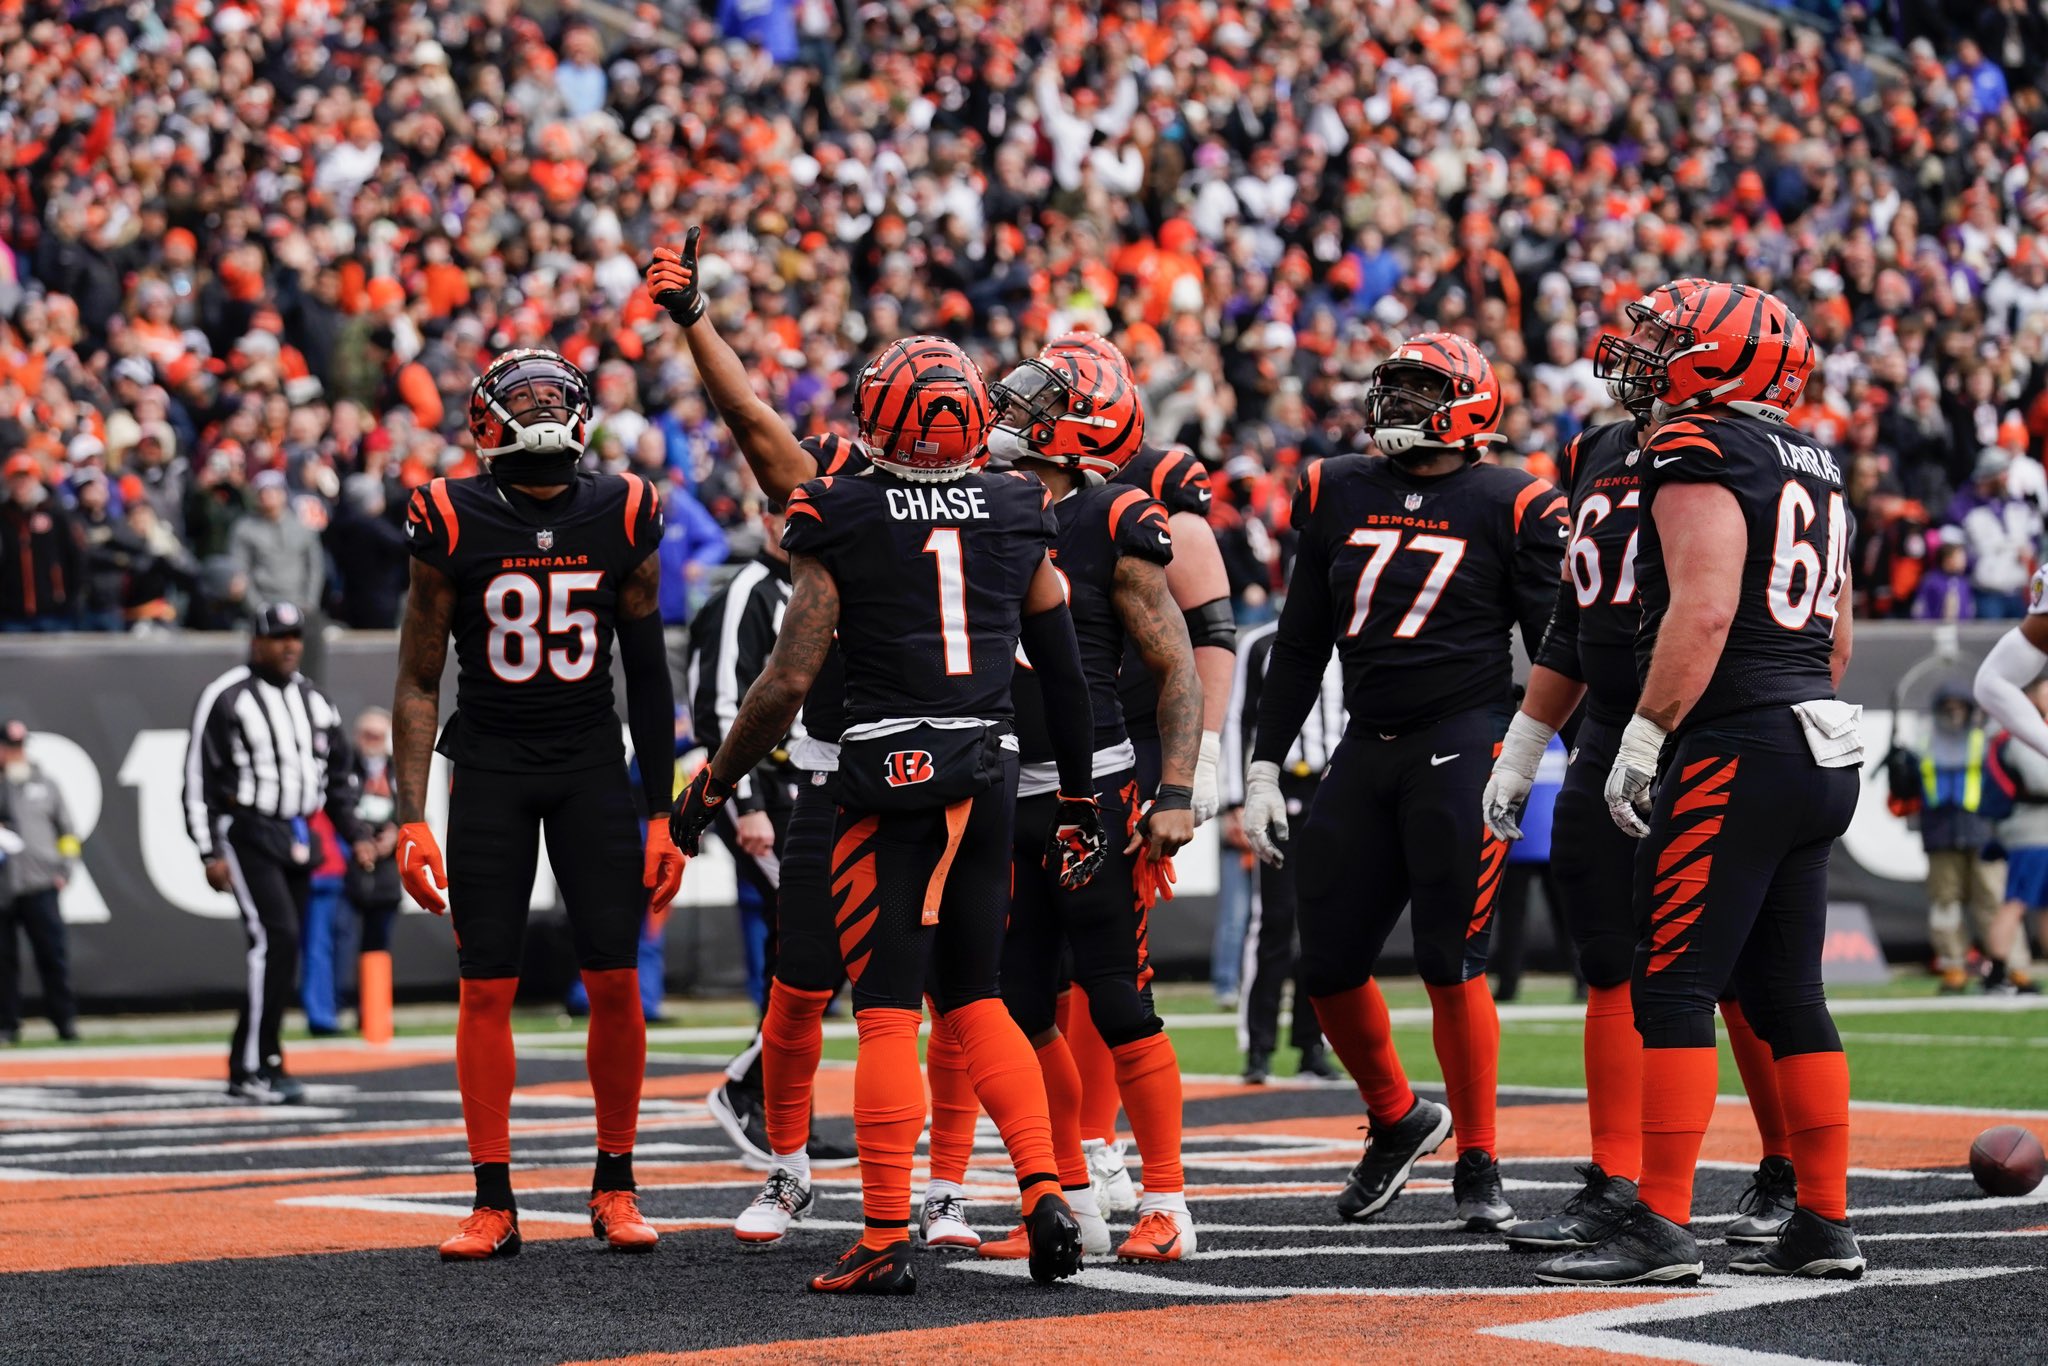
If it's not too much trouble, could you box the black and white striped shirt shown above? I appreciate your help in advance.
[183,664,361,859]
[1223,618,1346,804]
[685,554,805,810]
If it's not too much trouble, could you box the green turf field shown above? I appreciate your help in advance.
[23,973,2048,1110]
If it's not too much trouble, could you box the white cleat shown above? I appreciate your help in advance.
[1069,1187,1113,1256]
[1084,1137,1138,1213]
[733,1168,813,1245]
[919,1191,981,1251]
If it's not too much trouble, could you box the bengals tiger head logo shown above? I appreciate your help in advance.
[884,750,936,787]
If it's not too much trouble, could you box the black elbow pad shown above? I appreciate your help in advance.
[1183,597,1237,651]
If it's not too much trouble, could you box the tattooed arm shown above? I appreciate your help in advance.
[393,558,455,826]
[1115,554,1201,857]
[708,551,838,784]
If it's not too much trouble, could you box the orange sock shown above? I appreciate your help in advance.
[1426,978,1501,1157]
[1110,1032,1185,1193]
[1061,985,1121,1142]
[580,968,646,1155]
[1638,1045,1720,1223]
[854,1007,926,1246]
[1311,979,1414,1125]
[1584,983,1643,1181]
[1775,1051,1850,1220]
[1036,1034,1091,1187]
[944,998,1060,1214]
[456,977,520,1165]
[1720,1000,1791,1161]
[923,1009,979,1186]
[762,980,833,1157]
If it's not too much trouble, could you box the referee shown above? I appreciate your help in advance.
[184,603,372,1103]
[1222,618,1343,1084]
[684,505,806,1160]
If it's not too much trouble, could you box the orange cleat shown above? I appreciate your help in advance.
[439,1208,521,1261]
[590,1189,660,1252]
[1116,1207,1196,1262]
[974,1223,1030,1260]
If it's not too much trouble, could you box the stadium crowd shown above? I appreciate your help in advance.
[3,0,2048,633]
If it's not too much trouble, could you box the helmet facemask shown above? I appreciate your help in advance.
[474,353,590,483]
[988,360,1109,484]
[1366,359,1461,463]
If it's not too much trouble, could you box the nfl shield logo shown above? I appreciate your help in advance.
[1403,493,1423,511]
[536,529,554,551]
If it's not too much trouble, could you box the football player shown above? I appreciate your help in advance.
[662,325,1104,1292]
[645,239,959,1250]
[1243,332,1567,1230]
[940,337,1203,1264]
[1973,570,2048,976]
[1535,285,1864,1285]
[392,349,684,1260]
[1484,281,1804,1252]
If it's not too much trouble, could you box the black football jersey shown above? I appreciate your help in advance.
[1015,483,1175,770]
[780,467,1057,728]
[1533,420,1644,723]
[405,471,663,772]
[1254,454,1567,752]
[788,435,869,747]
[1634,411,1851,727]
[1114,446,1212,741]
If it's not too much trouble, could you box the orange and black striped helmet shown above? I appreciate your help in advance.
[852,335,993,482]
[1363,332,1503,460]
[1039,329,1132,381]
[1595,277,1712,416]
[987,335,1146,480]
[1625,283,1814,419]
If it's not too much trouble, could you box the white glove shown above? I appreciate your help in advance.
[1604,714,1670,839]
[1483,711,1557,842]
[1242,760,1289,867]
[1192,731,1222,825]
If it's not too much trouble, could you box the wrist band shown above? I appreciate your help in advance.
[1151,783,1194,813]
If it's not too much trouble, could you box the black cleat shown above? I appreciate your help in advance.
[1728,1206,1865,1279]
[1534,1203,1702,1285]
[706,1080,773,1169]
[1452,1148,1515,1231]
[1335,1097,1453,1221]
[805,1130,859,1166]
[809,1239,917,1294]
[1723,1155,1797,1244]
[263,1068,307,1105]
[1242,1052,1271,1085]
[1023,1192,1084,1284]
[1297,1043,1341,1080]
[1504,1164,1637,1251]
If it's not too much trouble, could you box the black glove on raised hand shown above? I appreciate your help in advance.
[645,226,706,326]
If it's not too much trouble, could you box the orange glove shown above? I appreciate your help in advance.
[644,819,684,924]
[397,822,448,914]
[1133,848,1177,912]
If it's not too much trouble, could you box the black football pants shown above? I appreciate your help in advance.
[1551,714,1643,991]
[1294,708,1505,997]
[220,816,310,1081]
[1002,771,1163,1049]
[834,759,1019,1015]
[1241,772,1325,1058]
[774,771,849,995]
[1630,707,1858,1056]
[444,761,644,980]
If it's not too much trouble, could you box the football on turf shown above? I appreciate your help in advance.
[1969,1125,2047,1197]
